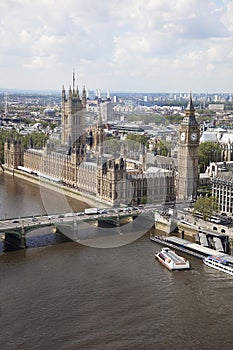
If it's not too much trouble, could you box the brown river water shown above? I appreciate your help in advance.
[1,172,233,350]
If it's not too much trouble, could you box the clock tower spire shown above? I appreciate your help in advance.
[177,93,200,202]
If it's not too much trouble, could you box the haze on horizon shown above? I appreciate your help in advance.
[1,0,233,94]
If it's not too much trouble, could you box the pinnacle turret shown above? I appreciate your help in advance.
[186,92,195,112]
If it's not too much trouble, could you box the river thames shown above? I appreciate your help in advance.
[1,172,233,350]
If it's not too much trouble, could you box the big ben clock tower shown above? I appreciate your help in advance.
[177,94,200,201]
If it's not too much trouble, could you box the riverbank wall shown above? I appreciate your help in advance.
[3,167,109,209]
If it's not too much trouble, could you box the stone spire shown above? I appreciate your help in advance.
[186,92,195,112]
[73,69,75,93]
[82,85,86,108]
[62,85,66,101]
[97,109,104,156]
[182,92,197,125]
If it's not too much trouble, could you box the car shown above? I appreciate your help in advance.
[100,209,107,214]
[31,217,38,222]
[64,213,74,217]
[47,215,54,220]
[12,219,20,223]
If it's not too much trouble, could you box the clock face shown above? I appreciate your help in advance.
[180,132,186,141]
[191,132,197,141]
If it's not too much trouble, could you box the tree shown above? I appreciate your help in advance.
[126,133,149,146]
[127,113,169,125]
[103,138,121,155]
[152,139,170,156]
[199,142,221,172]
[23,133,48,149]
[194,196,218,221]
[0,130,18,163]
[0,130,49,163]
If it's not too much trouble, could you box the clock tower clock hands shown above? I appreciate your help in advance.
[180,132,186,142]
[191,132,197,141]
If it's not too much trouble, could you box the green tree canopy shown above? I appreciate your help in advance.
[194,196,218,221]
[0,130,48,163]
[126,133,149,146]
[22,133,48,149]
[127,114,169,125]
[198,142,221,172]
[0,130,18,163]
[103,138,121,155]
[154,140,170,156]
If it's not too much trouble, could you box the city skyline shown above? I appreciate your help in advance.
[1,0,233,93]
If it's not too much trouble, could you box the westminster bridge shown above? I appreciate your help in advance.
[0,209,155,251]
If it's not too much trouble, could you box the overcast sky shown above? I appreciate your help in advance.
[1,0,233,93]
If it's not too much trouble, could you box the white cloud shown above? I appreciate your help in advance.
[0,0,233,92]
[23,54,60,70]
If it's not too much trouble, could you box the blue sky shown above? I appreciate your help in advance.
[1,0,233,93]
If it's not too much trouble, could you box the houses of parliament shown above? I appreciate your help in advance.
[3,76,200,207]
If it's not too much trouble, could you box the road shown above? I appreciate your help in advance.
[0,206,151,233]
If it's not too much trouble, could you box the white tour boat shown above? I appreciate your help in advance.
[155,247,190,271]
[203,255,233,276]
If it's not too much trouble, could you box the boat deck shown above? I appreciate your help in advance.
[162,249,184,263]
[150,235,225,259]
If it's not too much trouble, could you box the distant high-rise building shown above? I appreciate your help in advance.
[113,96,119,103]
[86,89,96,100]
[96,89,101,99]
[4,92,8,117]
[100,101,114,122]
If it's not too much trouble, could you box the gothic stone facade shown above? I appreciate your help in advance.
[22,144,175,206]
[4,77,176,206]
[177,94,200,201]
